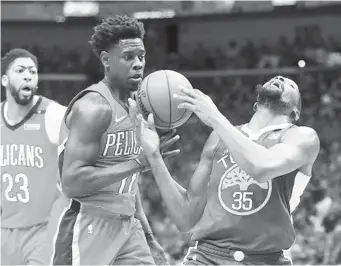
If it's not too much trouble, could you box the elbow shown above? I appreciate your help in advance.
[61,172,83,198]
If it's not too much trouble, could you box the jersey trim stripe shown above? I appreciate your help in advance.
[52,199,81,265]
[1,96,42,131]
[183,241,199,264]
[50,200,72,265]
[72,208,82,265]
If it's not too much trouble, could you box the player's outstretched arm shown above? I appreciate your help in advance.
[211,115,320,182]
[140,116,219,232]
[175,87,320,182]
[61,93,142,198]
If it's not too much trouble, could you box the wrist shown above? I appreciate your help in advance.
[210,112,226,129]
[146,150,162,160]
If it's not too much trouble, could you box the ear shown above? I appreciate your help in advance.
[100,51,110,68]
[253,102,258,112]
[2,75,8,87]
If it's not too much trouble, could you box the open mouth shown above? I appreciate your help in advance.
[130,74,143,82]
[20,86,33,97]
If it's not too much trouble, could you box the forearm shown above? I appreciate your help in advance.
[211,114,270,180]
[135,190,153,234]
[147,153,194,231]
[62,160,141,197]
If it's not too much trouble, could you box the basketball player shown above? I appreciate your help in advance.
[132,76,320,265]
[52,16,179,265]
[1,48,67,265]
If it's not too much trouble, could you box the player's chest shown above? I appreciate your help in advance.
[100,118,141,158]
[208,143,273,216]
[1,115,47,143]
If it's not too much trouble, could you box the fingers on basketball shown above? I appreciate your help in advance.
[128,98,137,128]
[147,114,156,131]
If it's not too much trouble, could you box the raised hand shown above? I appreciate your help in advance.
[174,87,221,128]
[128,98,180,167]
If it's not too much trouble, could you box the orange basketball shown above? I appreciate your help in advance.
[136,70,193,130]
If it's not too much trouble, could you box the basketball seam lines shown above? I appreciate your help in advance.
[171,79,191,125]
[145,73,169,125]
[164,70,172,129]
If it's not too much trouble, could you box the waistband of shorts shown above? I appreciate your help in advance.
[197,241,284,261]
[70,199,133,220]
[1,221,48,231]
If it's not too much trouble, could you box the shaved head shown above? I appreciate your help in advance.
[256,76,301,121]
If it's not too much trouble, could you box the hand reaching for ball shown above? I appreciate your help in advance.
[128,98,180,163]
[174,87,222,128]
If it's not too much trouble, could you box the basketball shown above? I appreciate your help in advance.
[136,70,193,130]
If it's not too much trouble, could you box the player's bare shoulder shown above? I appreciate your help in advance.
[68,92,112,138]
[282,125,320,162]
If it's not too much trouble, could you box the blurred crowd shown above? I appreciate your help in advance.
[2,25,341,75]
[2,28,341,265]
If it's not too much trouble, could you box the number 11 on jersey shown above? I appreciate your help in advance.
[118,173,137,194]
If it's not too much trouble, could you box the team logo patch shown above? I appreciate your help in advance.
[218,164,272,216]
[268,132,280,140]
[24,123,40,130]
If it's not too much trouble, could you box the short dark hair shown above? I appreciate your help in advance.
[89,15,145,57]
[1,48,38,76]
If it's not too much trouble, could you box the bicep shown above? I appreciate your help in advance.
[259,127,320,180]
[266,144,307,175]
[62,98,111,170]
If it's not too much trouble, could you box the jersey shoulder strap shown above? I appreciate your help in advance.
[278,124,297,143]
[63,80,111,124]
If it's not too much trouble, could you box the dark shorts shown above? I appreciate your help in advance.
[183,241,293,265]
[52,199,155,265]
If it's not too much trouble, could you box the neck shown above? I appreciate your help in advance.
[5,93,38,123]
[248,108,292,133]
[104,75,132,104]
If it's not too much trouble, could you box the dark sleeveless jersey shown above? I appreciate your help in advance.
[59,79,141,216]
[191,124,298,254]
[1,97,62,228]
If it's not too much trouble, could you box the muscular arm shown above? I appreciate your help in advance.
[134,189,153,235]
[61,93,142,198]
[211,114,320,182]
[146,132,219,232]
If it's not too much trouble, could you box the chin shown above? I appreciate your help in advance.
[128,83,140,92]
[15,95,34,106]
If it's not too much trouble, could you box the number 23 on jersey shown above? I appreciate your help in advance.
[2,173,30,203]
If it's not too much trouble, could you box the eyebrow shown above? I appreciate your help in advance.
[16,65,37,68]
[122,49,145,53]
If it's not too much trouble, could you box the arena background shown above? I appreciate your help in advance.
[1,0,341,264]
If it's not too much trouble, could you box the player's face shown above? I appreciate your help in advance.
[257,77,300,118]
[107,38,146,91]
[3,57,38,105]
